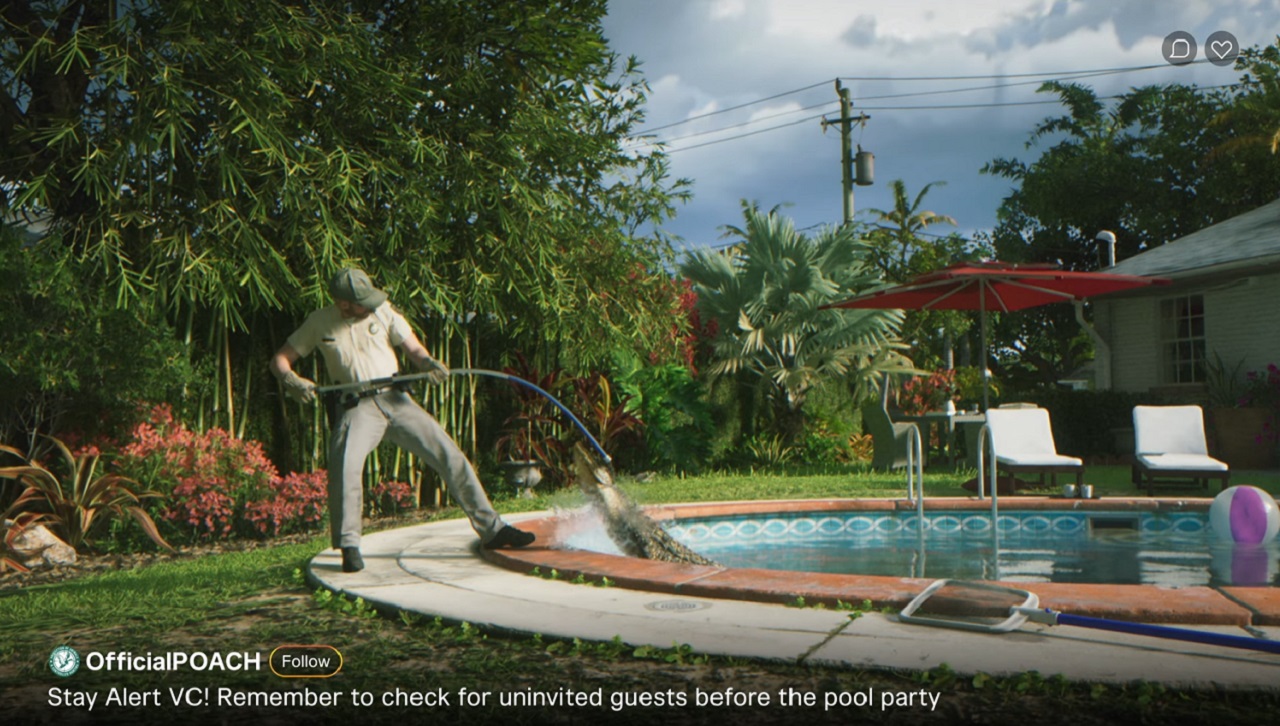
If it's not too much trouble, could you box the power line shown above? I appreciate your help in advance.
[666,113,828,153]
[645,60,1213,138]
[854,82,1239,113]
[660,98,1082,154]
[640,67,1234,155]
[660,83,1240,154]
[842,66,1161,103]
[630,98,838,147]
[634,67,1146,150]
[645,80,834,134]
[838,58,1215,82]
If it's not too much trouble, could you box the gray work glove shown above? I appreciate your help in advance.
[420,356,450,386]
[280,370,317,404]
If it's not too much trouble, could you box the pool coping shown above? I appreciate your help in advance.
[480,497,1280,627]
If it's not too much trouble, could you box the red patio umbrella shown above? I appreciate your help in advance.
[823,262,1170,408]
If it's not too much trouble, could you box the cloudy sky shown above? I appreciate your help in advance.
[601,0,1279,254]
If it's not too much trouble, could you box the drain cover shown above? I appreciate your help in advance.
[644,599,711,612]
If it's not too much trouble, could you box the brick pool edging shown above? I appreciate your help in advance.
[480,497,1280,627]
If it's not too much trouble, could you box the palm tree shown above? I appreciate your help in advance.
[865,179,958,282]
[680,202,911,440]
[864,179,973,369]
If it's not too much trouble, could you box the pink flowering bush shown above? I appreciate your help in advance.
[118,405,328,541]
[245,471,328,536]
[899,369,957,416]
[369,480,414,517]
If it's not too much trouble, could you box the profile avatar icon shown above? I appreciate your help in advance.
[49,646,80,677]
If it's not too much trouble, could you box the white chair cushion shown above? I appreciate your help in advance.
[997,453,1084,467]
[1135,453,1228,472]
[1133,405,1210,456]
[985,408,1062,458]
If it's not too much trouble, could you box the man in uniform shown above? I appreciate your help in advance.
[270,268,534,572]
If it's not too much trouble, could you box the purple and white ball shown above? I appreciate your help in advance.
[1209,486,1280,544]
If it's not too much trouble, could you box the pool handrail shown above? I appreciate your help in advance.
[904,422,925,525]
[975,423,999,521]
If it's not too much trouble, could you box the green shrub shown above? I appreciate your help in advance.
[0,230,210,451]
[615,362,713,472]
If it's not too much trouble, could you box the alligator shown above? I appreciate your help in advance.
[571,441,717,566]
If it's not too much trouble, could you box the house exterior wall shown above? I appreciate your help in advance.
[1099,297,1160,392]
[1099,272,1280,393]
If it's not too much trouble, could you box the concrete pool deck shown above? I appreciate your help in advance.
[308,498,1280,690]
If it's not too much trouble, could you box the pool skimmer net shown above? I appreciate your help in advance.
[898,579,1280,654]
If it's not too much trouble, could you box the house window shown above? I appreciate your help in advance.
[1159,294,1205,384]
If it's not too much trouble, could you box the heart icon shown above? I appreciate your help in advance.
[1210,39,1234,59]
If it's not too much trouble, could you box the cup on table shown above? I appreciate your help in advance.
[1079,484,1094,499]
[1062,484,1077,498]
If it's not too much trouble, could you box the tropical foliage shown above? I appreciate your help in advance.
[0,489,45,573]
[864,180,959,280]
[0,227,206,455]
[0,437,172,553]
[681,202,911,440]
[0,1,691,481]
[615,360,714,472]
[863,179,989,369]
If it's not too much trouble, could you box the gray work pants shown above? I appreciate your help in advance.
[327,391,503,548]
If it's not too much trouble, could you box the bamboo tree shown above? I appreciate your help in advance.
[2,0,691,462]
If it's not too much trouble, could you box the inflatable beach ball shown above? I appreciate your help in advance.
[1209,486,1280,544]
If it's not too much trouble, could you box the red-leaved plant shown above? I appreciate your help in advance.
[244,471,328,537]
[899,369,958,416]
[0,437,172,553]
[369,480,414,517]
[118,405,328,540]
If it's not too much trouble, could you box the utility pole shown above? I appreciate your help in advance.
[821,80,871,226]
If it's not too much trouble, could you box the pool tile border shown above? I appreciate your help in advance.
[481,497,1277,627]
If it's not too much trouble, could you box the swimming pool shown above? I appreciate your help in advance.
[486,498,1280,624]
[661,509,1280,587]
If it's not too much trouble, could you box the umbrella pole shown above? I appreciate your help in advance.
[980,286,989,411]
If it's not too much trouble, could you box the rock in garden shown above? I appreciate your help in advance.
[3,520,77,568]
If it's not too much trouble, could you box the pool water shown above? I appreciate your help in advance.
[663,510,1280,588]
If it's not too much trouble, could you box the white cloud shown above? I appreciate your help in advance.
[687,100,721,120]
[747,101,803,124]
[710,0,748,21]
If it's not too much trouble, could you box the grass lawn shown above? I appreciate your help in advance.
[2,467,1279,725]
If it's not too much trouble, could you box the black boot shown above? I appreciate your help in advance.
[483,525,536,549]
[341,547,364,573]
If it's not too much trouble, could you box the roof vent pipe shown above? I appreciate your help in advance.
[1095,230,1117,269]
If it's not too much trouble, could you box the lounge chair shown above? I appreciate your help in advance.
[1131,405,1229,495]
[983,407,1084,489]
[861,382,918,470]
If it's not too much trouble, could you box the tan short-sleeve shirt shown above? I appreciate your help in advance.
[287,303,413,384]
